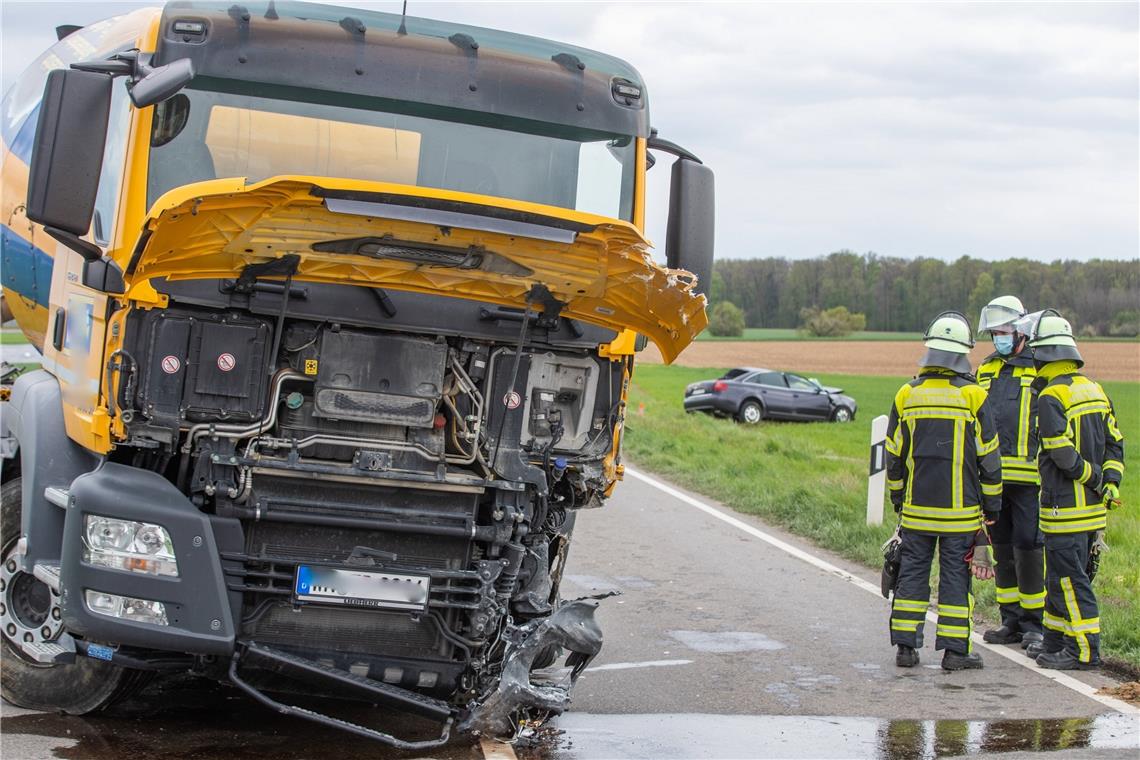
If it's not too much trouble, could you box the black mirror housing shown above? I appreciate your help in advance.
[26,69,112,235]
[129,58,194,108]
[665,159,715,296]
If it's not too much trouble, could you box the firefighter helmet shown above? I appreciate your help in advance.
[920,310,975,374]
[1021,309,1083,367]
[978,295,1026,336]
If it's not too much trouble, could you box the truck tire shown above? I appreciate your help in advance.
[1,478,150,714]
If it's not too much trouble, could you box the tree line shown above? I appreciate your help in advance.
[710,252,1140,337]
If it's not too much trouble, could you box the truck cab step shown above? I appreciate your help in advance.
[32,560,61,592]
[21,634,76,664]
[43,486,70,508]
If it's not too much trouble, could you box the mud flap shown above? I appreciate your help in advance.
[459,598,603,736]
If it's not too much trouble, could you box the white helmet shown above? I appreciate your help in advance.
[978,295,1026,336]
[1018,309,1083,367]
[920,311,975,374]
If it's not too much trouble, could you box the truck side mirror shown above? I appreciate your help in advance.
[129,58,194,108]
[26,69,111,239]
[665,158,715,296]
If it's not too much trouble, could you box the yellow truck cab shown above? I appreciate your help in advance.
[1,1,712,746]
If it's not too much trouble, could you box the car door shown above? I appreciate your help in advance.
[749,371,793,418]
[785,373,831,420]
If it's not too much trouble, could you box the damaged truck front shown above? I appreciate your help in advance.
[0,1,713,747]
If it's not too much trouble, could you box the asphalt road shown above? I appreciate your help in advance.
[2,468,1138,759]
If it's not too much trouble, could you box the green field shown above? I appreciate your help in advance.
[623,364,1140,669]
[696,327,1138,342]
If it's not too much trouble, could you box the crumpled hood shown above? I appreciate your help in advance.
[125,176,707,362]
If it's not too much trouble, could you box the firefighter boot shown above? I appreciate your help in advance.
[942,650,984,670]
[1036,649,1101,671]
[896,645,920,668]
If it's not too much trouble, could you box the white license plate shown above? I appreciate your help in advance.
[688,388,706,396]
[294,565,429,611]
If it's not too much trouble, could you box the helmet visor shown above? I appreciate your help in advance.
[1013,309,1059,342]
[978,304,1023,336]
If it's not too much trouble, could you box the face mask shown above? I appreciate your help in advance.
[993,334,1015,355]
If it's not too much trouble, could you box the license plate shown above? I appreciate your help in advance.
[294,565,429,611]
[688,388,706,396]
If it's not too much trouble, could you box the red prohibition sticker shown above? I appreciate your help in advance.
[503,390,522,409]
[217,353,237,372]
[160,355,181,374]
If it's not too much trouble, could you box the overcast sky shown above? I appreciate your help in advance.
[2,1,1137,263]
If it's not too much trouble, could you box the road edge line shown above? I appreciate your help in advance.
[624,466,1140,717]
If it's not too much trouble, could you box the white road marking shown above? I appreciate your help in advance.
[479,736,519,760]
[588,659,694,672]
[624,466,1140,717]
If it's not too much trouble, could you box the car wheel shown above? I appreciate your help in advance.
[831,406,853,423]
[0,478,150,714]
[737,400,763,425]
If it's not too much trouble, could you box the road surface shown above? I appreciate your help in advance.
[2,467,1137,759]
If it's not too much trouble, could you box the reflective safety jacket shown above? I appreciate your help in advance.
[886,369,1003,534]
[1036,362,1125,534]
[976,352,1039,485]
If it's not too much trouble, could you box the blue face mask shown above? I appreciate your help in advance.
[993,334,1015,355]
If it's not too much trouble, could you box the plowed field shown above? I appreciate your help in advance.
[640,340,1139,381]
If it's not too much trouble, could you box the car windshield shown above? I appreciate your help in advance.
[147,85,637,220]
[787,375,816,391]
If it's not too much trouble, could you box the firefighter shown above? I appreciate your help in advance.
[975,296,1045,650]
[1019,311,1124,670]
[885,311,1003,670]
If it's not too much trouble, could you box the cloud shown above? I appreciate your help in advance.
[2,1,1136,262]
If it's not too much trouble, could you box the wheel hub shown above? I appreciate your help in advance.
[0,545,64,649]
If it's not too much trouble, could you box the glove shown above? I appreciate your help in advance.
[984,510,1000,526]
[1103,483,1122,510]
[968,529,995,580]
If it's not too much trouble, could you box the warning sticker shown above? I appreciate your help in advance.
[503,390,522,409]
[160,355,181,374]
[304,359,319,375]
[217,353,237,372]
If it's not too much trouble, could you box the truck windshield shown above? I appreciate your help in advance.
[147,86,636,221]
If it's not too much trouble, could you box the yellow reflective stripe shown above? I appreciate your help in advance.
[1017,379,1031,458]
[1074,423,1086,509]
[1003,470,1041,484]
[887,478,904,490]
[904,504,981,518]
[900,515,982,533]
[904,419,916,507]
[1077,461,1093,484]
[937,604,969,617]
[1060,577,1090,662]
[891,622,922,632]
[892,599,929,612]
[901,409,972,422]
[1107,415,1124,441]
[1042,517,1108,534]
[952,419,964,510]
[1019,594,1046,610]
[1066,403,1111,420]
[1042,435,1070,450]
[936,625,970,638]
[995,587,1019,604]
[1071,618,1100,634]
[976,434,999,457]
[1103,460,1124,475]
[981,482,1002,496]
[1043,612,1069,632]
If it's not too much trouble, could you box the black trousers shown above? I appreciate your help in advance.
[988,484,1044,633]
[889,531,974,654]
[1043,532,1100,663]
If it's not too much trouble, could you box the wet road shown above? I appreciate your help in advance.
[3,467,1138,759]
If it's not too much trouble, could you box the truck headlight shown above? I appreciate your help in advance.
[85,590,169,626]
[83,515,179,577]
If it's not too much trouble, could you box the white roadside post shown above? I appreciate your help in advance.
[867,414,889,526]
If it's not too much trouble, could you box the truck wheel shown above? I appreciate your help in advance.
[737,400,763,425]
[1,478,150,714]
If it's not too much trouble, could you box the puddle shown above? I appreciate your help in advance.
[668,630,787,653]
[522,712,1140,759]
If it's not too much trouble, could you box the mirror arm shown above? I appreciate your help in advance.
[647,134,703,164]
[43,226,103,263]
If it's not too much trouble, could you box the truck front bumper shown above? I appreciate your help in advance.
[60,462,242,655]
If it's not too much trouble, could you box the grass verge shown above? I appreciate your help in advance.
[695,328,1138,343]
[623,364,1140,668]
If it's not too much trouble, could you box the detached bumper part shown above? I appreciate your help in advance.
[459,599,604,736]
